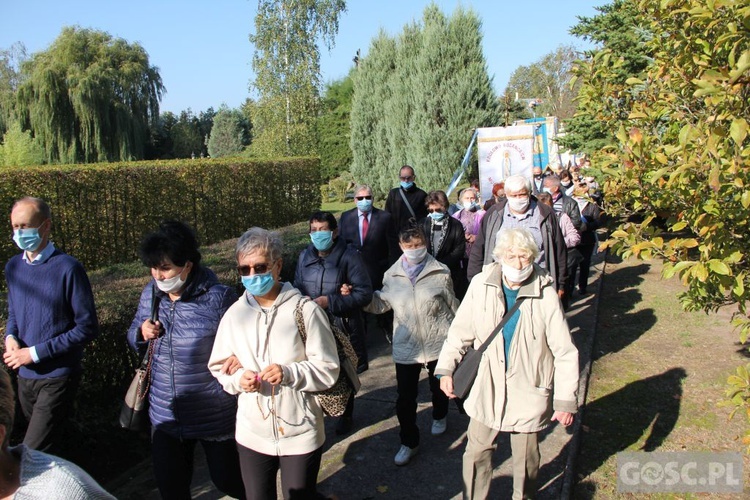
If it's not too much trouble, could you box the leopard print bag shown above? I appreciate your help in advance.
[294,297,361,416]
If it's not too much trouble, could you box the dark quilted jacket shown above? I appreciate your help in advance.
[127,266,238,439]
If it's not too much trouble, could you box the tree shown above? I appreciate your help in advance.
[350,5,499,196]
[207,107,251,158]
[505,44,580,120]
[248,0,346,157]
[171,109,205,159]
[558,0,651,153]
[318,72,354,180]
[0,121,44,167]
[14,27,163,163]
[586,0,750,445]
[0,42,27,137]
[497,92,531,127]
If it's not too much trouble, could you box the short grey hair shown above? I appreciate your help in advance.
[235,227,283,262]
[492,228,540,263]
[459,187,479,201]
[354,184,372,197]
[0,369,14,448]
[543,175,562,190]
[504,175,531,194]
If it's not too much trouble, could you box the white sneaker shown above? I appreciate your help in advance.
[431,417,447,435]
[394,445,419,466]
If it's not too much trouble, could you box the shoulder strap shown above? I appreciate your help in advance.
[294,297,310,344]
[476,296,525,355]
[398,188,417,219]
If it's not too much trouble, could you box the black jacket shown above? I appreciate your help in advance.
[467,198,567,291]
[338,207,397,289]
[420,216,466,297]
[385,184,428,233]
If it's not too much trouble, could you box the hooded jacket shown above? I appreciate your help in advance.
[435,263,579,432]
[365,255,459,364]
[127,266,238,439]
[208,283,339,456]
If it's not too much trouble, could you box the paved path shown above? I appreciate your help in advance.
[109,254,604,499]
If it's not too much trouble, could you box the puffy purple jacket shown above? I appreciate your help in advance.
[128,266,238,439]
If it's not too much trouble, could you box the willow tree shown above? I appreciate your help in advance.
[15,27,163,163]
[248,0,346,157]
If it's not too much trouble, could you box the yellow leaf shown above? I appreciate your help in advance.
[742,191,750,209]
[730,118,748,145]
[610,230,628,238]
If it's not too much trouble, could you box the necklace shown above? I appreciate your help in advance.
[256,385,284,435]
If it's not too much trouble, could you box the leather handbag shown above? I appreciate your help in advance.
[294,297,360,417]
[119,287,160,430]
[452,297,525,399]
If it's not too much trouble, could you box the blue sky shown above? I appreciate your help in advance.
[0,0,604,114]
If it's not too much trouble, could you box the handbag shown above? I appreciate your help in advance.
[119,286,161,430]
[451,297,525,400]
[294,297,361,417]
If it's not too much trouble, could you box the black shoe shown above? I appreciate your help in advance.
[356,362,369,374]
[335,416,353,435]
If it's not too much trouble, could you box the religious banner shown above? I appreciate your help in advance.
[476,125,535,202]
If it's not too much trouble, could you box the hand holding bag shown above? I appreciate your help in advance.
[119,287,161,430]
[452,297,525,400]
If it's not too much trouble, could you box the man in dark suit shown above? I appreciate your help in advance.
[339,184,398,350]
[339,184,397,291]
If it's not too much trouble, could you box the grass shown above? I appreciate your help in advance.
[574,257,749,499]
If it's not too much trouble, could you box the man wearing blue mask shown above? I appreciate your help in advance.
[3,197,99,454]
[384,165,428,238]
[294,212,373,434]
[339,185,397,291]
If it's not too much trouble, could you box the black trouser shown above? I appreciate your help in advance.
[395,360,448,448]
[575,243,595,292]
[237,443,326,500]
[151,428,245,500]
[17,373,80,454]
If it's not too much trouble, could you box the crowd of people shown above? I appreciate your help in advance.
[1,159,603,499]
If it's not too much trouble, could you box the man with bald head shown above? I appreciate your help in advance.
[3,197,99,454]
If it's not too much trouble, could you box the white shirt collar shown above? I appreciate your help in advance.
[23,242,56,265]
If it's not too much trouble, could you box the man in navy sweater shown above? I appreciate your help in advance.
[3,197,99,453]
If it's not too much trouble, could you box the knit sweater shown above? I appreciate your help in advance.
[10,444,115,499]
[4,250,99,379]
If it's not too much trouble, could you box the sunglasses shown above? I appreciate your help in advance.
[355,195,372,201]
[428,208,445,214]
[236,262,273,276]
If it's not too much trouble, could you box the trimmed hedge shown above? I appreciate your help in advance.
[0,157,321,275]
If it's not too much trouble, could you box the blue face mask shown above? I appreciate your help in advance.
[429,211,446,221]
[13,227,43,252]
[400,181,414,190]
[241,273,275,297]
[356,199,373,212]
[310,230,334,251]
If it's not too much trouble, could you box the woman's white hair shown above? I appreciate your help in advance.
[503,175,531,194]
[492,228,540,262]
[235,227,283,262]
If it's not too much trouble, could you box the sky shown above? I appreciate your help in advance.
[0,0,604,114]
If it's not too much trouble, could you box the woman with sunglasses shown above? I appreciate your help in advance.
[420,190,467,298]
[127,220,244,499]
[209,227,340,500]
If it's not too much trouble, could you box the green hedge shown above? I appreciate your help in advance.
[0,157,321,274]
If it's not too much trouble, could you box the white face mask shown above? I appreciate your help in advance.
[402,247,427,264]
[462,201,474,210]
[156,268,187,294]
[502,262,534,284]
[507,196,530,213]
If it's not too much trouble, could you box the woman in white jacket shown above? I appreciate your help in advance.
[208,227,340,500]
[362,226,459,466]
[436,228,579,500]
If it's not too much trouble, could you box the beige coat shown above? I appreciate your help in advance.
[208,283,339,456]
[365,255,459,364]
[435,263,578,432]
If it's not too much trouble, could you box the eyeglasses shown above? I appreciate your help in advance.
[237,262,273,276]
[355,195,372,201]
[399,175,414,181]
